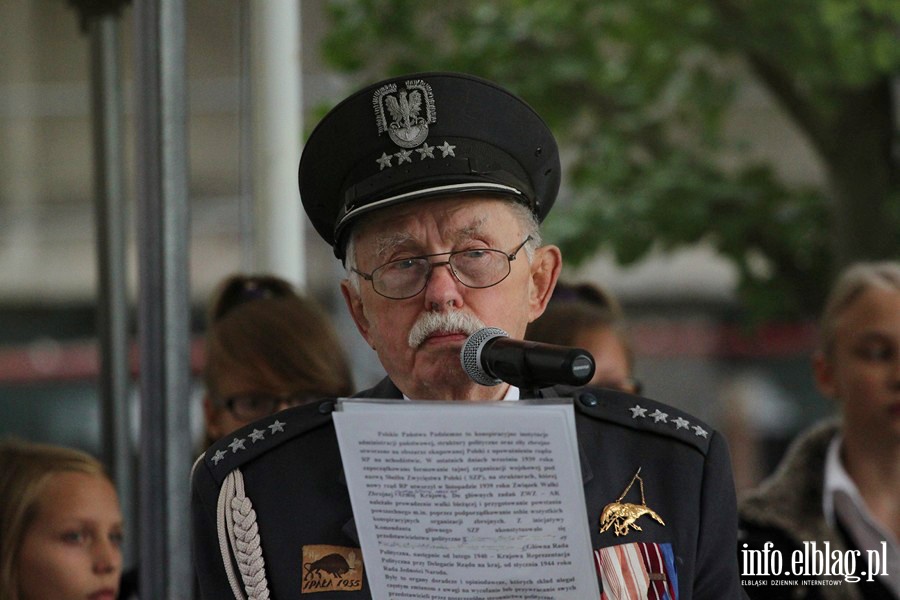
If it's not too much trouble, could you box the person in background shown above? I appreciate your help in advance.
[739,261,900,599]
[526,280,640,393]
[0,438,124,600]
[202,273,355,447]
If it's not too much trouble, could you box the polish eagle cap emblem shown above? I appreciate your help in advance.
[373,79,436,148]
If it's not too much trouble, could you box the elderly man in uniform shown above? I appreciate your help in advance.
[191,72,744,599]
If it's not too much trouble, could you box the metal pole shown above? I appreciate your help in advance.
[133,0,193,597]
[238,0,255,272]
[88,11,135,568]
[250,0,304,286]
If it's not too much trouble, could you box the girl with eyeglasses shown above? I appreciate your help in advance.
[202,274,355,448]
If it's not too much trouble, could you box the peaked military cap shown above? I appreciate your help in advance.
[298,72,561,260]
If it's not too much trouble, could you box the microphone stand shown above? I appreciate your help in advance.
[511,374,543,401]
[517,379,541,400]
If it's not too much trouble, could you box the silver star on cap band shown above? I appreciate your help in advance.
[438,141,456,157]
[376,152,393,170]
[395,149,413,164]
[416,143,435,159]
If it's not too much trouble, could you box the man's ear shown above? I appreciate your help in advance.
[812,350,837,400]
[527,244,562,322]
[341,279,375,347]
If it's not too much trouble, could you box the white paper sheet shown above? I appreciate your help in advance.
[333,399,600,599]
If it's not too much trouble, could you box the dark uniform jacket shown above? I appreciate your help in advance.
[739,420,895,600]
[191,377,743,599]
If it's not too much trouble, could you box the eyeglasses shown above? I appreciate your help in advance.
[222,391,319,421]
[212,275,295,322]
[352,237,532,300]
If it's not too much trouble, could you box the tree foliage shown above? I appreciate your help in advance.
[320,0,900,321]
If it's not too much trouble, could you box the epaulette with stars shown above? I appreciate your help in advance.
[552,386,713,455]
[199,398,337,485]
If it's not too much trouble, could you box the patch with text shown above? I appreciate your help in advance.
[301,545,364,594]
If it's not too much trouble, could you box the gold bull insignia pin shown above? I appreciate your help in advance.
[600,467,666,536]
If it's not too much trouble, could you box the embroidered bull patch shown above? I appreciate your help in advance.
[301,545,364,594]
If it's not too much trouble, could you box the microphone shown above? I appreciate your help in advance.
[460,327,596,389]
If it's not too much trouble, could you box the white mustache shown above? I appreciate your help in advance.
[407,311,487,348]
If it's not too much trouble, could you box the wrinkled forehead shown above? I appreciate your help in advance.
[351,196,523,258]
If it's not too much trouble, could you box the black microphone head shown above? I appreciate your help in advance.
[460,327,508,386]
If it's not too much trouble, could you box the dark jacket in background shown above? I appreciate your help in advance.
[739,420,894,600]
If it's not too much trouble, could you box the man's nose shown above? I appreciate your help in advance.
[423,261,463,309]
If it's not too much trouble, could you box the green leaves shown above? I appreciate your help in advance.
[320,0,899,321]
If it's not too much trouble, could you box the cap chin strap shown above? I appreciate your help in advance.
[217,469,271,599]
